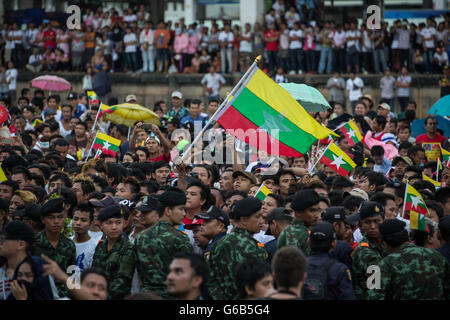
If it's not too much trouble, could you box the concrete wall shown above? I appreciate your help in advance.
[17,72,441,119]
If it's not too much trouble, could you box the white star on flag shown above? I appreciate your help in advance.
[330,154,346,169]
[410,195,423,210]
[347,129,356,138]
[102,141,111,150]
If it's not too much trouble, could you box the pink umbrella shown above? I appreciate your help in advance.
[31,75,71,92]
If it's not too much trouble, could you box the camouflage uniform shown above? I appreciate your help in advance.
[276,220,310,256]
[208,227,267,300]
[31,231,76,297]
[134,220,193,299]
[352,235,389,300]
[91,235,136,300]
[367,243,450,300]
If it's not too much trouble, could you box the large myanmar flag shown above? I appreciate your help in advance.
[441,147,450,167]
[93,132,121,157]
[337,120,363,146]
[403,184,429,216]
[319,142,356,176]
[215,68,336,157]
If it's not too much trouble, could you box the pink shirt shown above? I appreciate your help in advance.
[174,34,188,54]
[186,33,199,54]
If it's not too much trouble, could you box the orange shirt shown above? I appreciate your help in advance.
[154,29,170,49]
[85,32,95,48]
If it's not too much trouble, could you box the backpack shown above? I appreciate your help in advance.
[302,258,336,300]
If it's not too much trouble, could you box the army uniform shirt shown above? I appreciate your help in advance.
[276,220,310,256]
[352,235,389,300]
[367,243,450,300]
[31,231,76,297]
[208,227,267,300]
[134,220,193,299]
[203,232,226,262]
[91,234,136,300]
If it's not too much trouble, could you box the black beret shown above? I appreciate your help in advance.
[233,198,262,219]
[291,189,321,212]
[0,198,10,212]
[379,219,406,237]
[98,205,123,222]
[158,188,186,207]
[23,203,42,222]
[2,221,35,244]
[310,221,335,243]
[41,198,65,217]
[359,201,385,220]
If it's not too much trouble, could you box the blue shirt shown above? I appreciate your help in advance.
[73,104,87,119]
[373,157,392,176]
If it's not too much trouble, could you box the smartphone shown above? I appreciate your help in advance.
[142,123,153,131]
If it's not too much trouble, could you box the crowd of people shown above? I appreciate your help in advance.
[0,1,449,79]
[0,62,449,300]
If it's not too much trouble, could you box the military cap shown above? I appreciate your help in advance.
[379,219,406,237]
[89,196,117,208]
[310,221,335,243]
[158,188,186,207]
[233,198,262,219]
[232,171,257,185]
[136,195,160,212]
[322,207,353,225]
[291,189,321,212]
[98,205,123,222]
[345,213,360,227]
[12,209,26,219]
[196,206,230,227]
[265,207,293,235]
[392,156,413,167]
[0,198,10,212]
[438,216,450,237]
[41,198,65,217]
[23,203,42,222]
[359,201,384,220]
[1,221,34,244]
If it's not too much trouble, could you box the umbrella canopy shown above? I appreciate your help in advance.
[411,115,450,138]
[31,75,71,92]
[279,83,331,112]
[102,103,161,127]
[428,95,450,117]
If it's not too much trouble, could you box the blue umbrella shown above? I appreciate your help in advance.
[411,115,450,138]
[428,95,450,117]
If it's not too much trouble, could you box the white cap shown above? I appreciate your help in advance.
[171,91,183,99]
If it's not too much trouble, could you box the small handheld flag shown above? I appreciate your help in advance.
[402,183,429,231]
[318,142,356,177]
[92,132,121,157]
[254,183,272,201]
[87,91,99,106]
[337,120,363,146]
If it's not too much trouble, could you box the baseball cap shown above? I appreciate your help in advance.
[43,109,57,116]
[392,156,413,167]
[310,221,335,243]
[67,92,78,100]
[195,206,230,228]
[113,197,136,209]
[232,171,257,185]
[361,94,373,103]
[1,220,35,244]
[346,213,360,227]
[265,208,293,235]
[322,207,353,225]
[183,218,204,230]
[136,195,159,212]
[378,102,390,111]
[171,91,183,99]
[125,94,137,103]
[89,196,117,208]
[344,188,369,202]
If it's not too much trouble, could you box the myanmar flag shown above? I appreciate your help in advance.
[409,211,427,231]
[319,142,356,176]
[337,120,363,146]
[93,132,121,157]
[0,165,7,182]
[403,184,429,216]
[254,183,272,201]
[214,68,336,157]
[87,91,99,105]
[97,103,117,118]
[422,172,440,188]
[441,147,450,167]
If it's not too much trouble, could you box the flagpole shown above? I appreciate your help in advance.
[436,159,440,182]
[401,182,408,219]
[309,141,332,174]
[176,56,262,165]
[91,102,103,133]
[84,131,99,163]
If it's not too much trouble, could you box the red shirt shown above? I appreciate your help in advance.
[148,153,170,163]
[43,29,56,50]
[265,30,279,51]
[415,133,446,146]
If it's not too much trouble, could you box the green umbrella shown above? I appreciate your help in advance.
[279,83,331,112]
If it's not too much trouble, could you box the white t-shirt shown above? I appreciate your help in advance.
[5,68,17,90]
[433,51,449,65]
[201,73,226,97]
[346,30,361,49]
[8,30,23,48]
[218,31,234,48]
[239,32,252,53]
[253,230,275,245]
[285,11,300,29]
[346,77,364,101]
[265,14,276,27]
[421,27,436,48]
[396,75,411,97]
[123,14,137,23]
[361,30,373,52]
[58,121,72,138]
[88,230,103,239]
[72,236,101,272]
[289,29,303,49]
[123,33,138,53]
[332,30,346,48]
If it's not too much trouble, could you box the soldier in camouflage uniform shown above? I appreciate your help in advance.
[277,189,322,256]
[91,205,136,300]
[352,202,389,300]
[134,188,193,299]
[31,198,76,297]
[208,198,267,300]
[367,219,450,300]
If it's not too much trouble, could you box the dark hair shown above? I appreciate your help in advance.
[173,252,209,294]
[374,116,387,130]
[115,124,129,138]
[412,180,436,194]
[73,204,95,221]
[331,176,354,190]
[49,172,72,188]
[122,177,141,195]
[187,180,214,211]
[407,145,425,159]
[140,180,160,195]
[74,179,96,196]
[136,146,150,159]
[53,138,69,148]
[342,195,364,212]
[30,173,45,187]
[329,190,344,206]
[405,165,422,176]
[277,169,296,181]
[424,116,437,126]
[105,163,120,185]
[235,260,272,299]
[261,174,280,185]
[266,193,284,207]
[371,145,384,157]
[272,246,307,288]
[360,171,387,192]
[11,166,31,182]
[370,192,396,207]
[436,188,450,207]
[425,200,443,219]
[398,141,413,151]
[80,268,108,288]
